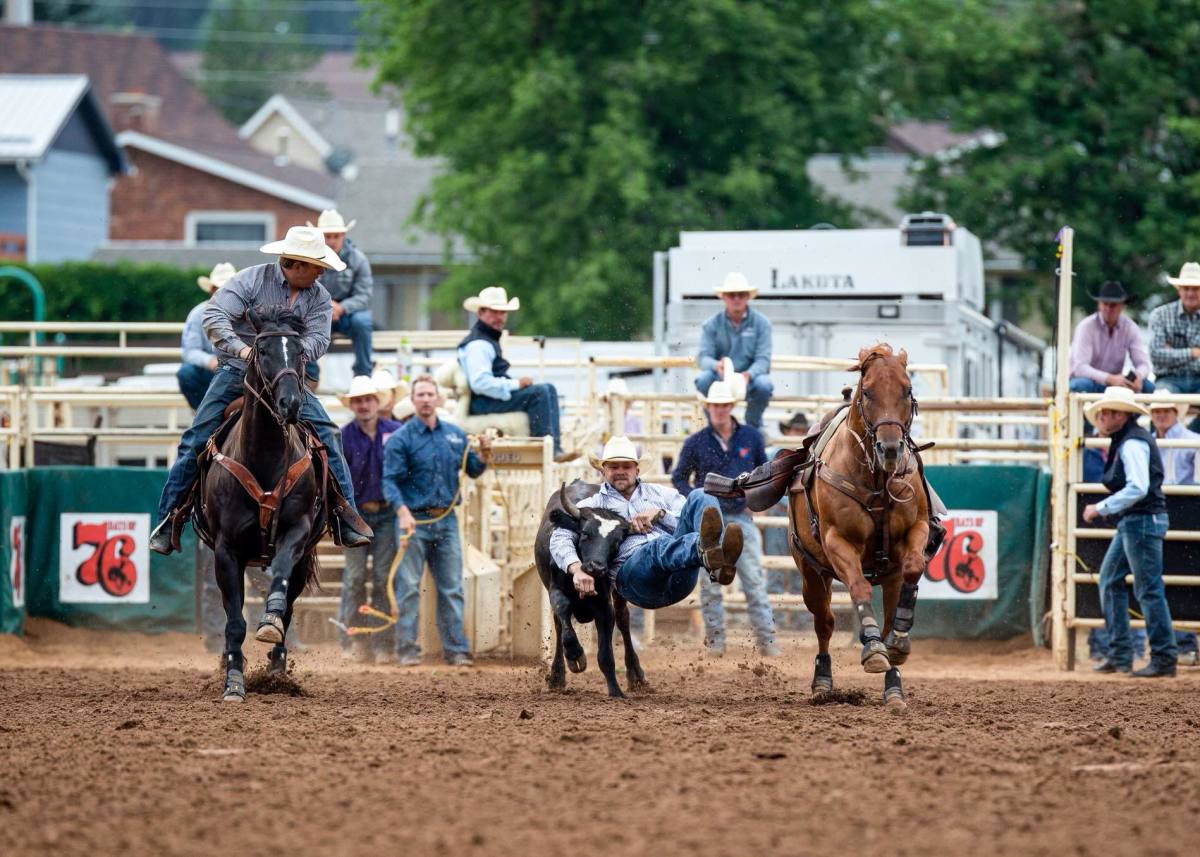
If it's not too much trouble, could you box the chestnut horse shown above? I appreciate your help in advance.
[789,344,930,709]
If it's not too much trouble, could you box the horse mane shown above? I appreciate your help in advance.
[255,304,305,336]
[854,342,906,373]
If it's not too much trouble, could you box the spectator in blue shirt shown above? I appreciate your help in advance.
[337,375,405,662]
[672,381,777,657]
[382,375,492,666]
[695,272,774,428]
[177,262,234,409]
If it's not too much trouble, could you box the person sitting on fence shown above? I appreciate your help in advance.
[1068,280,1154,395]
[1149,262,1200,395]
[1082,386,1177,677]
[304,209,375,379]
[383,375,492,667]
[149,226,374,555]
[672,381,777,657]
[695,272,774,428]
[177,262,235,410]
[337,375,405,662]
[455,285,578,462]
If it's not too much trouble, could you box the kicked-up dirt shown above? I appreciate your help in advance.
[1,619,1198,857]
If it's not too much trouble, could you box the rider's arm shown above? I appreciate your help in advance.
[548,522,582,571]
[656,485,687,532]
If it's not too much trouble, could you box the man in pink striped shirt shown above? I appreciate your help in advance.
[1068,280,1156,394]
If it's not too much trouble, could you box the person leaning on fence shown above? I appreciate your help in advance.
[1068,280,1154,394]
[1148,262,1200,395]
[455,285,578,462]
[149,226,375,555]
[671,380,778,657]
[695,272,774,428]
[1082,386,1178,678]
[337,375,405,662]
[177,262,236,410]
[382,375,492,667]
[305,209,375,379]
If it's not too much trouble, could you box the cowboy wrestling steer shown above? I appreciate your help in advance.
[535,480,644,697]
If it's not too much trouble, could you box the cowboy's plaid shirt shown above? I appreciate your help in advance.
[1148,299,1200,375]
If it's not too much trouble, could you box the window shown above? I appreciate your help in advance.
[185,211,275,245]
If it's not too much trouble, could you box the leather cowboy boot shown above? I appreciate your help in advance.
[149,515,177,556]
[330,501,373,548]
[697,506,742,585]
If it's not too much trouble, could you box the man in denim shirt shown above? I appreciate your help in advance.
[696,272,774,427]
[383,375,492,666]
[672,381,777,657]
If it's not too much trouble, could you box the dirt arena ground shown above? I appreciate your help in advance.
[2,620,1199,857]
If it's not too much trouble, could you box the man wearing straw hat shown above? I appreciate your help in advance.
[1067,280,1154,394]
[308,209,375,378]
[672,381,777,657]
[1082,386,1177,677]
[457,285,577,462]
[178,262,236,409]
[1149,262,1200,395]
[338,375,405,661]
[549,436,744,613]
[695,272,774,428]
[150,225,375,554]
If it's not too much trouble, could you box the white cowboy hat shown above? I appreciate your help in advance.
[392,397,416,421]
[714,271,757,296]
[702,379,738,405]
[1148,400,1190,422]
[1167,262,1200,287]
[370,368,409,406]
[260,225,346,271]
[307,208,356,234]
[463,285,520,313]
[338,375,380,407]
[1083,385,1150,423]
[197,261,236,294]
[588,435,640,470]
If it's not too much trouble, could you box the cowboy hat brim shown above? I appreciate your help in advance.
[306,219,356,234]
[1083,397,1150,422]
[588,453,639,470]
[337,390,381,407]
[1087,290,1130,302]
[197,276,217,294]
[1167,277,1200,287]
[714,287,759,296]
[463,296,520,312]
[259,240,346,272]
[1148,402,1190,421]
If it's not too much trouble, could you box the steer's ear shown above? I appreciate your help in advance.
[549,509,580,532]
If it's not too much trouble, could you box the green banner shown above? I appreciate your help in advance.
[871,464,1051,640]
[21,467,196,633]
[0,470,28,635]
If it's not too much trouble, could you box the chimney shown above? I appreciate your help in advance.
[108,92,163,134]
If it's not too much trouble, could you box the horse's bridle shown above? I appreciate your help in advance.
[848,354,920,487]
[243,331,302,426]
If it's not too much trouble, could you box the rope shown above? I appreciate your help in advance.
[1067,550,1144,622]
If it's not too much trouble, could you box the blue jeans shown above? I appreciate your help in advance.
[177,363,216,410]
[469,383,563,452]
[332,309,374,377]
[156,364,356,521]
[1098,512,1177,667]
[339,505,399,651]
[616,491,722,609]
[393,513,469,658]
[699,509,775,646]
[1154,376,1200,395]
[696,370,774,428]
[1069,376,1156,394]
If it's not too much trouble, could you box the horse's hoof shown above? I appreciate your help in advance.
[567,654,587,674]
[884,693,908,713]
[222,669,245,702]
[563,637,585,662]
[607,687,627,699]
[267,652,287,676]
[255,613,285,644]
[222,691,246,703]
[548,676,567,691]
[884,630,911,664]
[811,677,834,696]
[862,652,891,673]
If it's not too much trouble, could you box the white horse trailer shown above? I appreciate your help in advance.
[652,214,1045,402]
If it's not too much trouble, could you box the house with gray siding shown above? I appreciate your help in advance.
[0,74,125,262]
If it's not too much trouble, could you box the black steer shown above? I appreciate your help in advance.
[534,480,647,698]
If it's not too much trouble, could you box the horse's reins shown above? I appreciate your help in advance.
[242,330,302,427]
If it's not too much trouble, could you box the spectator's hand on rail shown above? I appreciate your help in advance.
[518,376,534,389]
[331,300,345,322]
[630,508,663,534]
[1082,504,1101,523]
[569,563,596,597]
[397,506,417,537]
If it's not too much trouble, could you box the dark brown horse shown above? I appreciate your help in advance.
[789,344,930,709]
[195,306,326,702]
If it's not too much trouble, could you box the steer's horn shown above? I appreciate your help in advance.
[558,482,580,519]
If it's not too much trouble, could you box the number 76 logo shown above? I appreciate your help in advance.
[58,514,150,604]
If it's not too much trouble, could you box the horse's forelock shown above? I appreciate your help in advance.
[256,304,305,336]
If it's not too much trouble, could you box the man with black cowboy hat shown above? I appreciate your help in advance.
[149,225,375,555]
[1149,262,1200,395]
[1068,280,1154,394]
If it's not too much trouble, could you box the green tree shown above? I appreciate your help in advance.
[199,0,323,125]
[896,0,1200,317]
[360,0,892,338]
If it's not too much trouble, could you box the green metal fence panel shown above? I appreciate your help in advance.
[22,467,196,633]
[0,470,28,635]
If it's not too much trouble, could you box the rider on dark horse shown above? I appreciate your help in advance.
[149,225,373,555]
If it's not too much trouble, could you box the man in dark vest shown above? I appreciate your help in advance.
[455,286,578,462]
[1082,386,1177,677]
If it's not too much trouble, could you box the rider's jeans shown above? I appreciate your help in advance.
[616,491,722,609]
[156,364,356,521]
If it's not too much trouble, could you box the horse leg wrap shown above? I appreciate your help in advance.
[811,653,833,695]
[883,667,905,705]
[265,588,288,615]
[885,582,918,664]
[856,601,882,645]
[223,665,246,702]
[856,601,889,669]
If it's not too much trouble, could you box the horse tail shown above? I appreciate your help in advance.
[302,550,323,594]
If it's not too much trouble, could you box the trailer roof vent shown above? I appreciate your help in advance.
[900,211,956,247]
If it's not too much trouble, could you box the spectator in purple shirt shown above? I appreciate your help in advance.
[1068,281,1155,394]
[337,375,404,661]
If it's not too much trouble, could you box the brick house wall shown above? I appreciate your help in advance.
[110,149,318,241]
